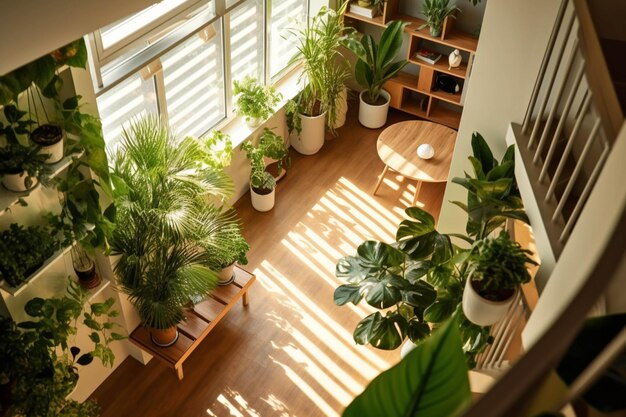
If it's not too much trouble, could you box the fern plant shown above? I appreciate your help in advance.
[233,77,282,125]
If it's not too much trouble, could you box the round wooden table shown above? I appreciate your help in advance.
[373,121,457,204]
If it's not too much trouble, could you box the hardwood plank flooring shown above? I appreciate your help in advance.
[92,104,450,417]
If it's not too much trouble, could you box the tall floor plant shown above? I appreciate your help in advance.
[110,117,237,346]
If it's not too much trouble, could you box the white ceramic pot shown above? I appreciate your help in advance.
[251,186,275,212]
[2,171,38,192]
[31,124,64,164]
[332,88,348,130]
[358,90,391,129]
[218,263,236,285]
[400,340,418,359]
[462,278,517,326]
[40,136,64,164]
[246,117,262,128]
[291,112,326,155]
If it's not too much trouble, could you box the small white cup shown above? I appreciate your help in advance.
[417,144,435,159]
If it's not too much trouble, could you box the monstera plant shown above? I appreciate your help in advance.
[335,132,531,367]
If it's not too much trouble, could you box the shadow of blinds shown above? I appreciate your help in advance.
[230,0,264,83]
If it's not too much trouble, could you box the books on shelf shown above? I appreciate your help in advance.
[349,3,377,18]
[414,48,442,65]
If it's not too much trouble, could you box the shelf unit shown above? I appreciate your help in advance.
[344,1,479,130]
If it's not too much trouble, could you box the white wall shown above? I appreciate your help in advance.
[0,0,158,75]
[437,0,562,236]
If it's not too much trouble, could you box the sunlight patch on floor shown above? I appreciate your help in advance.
[208,389,262,417]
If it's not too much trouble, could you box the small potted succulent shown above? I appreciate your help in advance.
[233,76,282,128]
[241,128,290,212]
[0,223,60,288]
[418,0,459,38]
[462,231,537,326]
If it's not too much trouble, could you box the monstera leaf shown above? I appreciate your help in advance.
[344,319,471,417]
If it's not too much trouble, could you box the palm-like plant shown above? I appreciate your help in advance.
[110,117,237,340]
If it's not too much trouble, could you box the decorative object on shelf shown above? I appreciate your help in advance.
[334,132,531,368]
[287,3,356,147]
[448,48,462,69]
[349,3,376,18]
[233,76,282,128]
[418,0,460,38]
[417,143,435,159]
[435,74,461,93]
[462,231,536,326]
[111,116,236,347]
[0,279,124,417]
[347,20,409,128]
[414,48,442,65]
[241,128,290,212]
[71,243,101,290]
[0,223,59,288]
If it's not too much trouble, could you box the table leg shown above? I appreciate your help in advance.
[412,181,423,205]
[242,291,249,307]
[373,165,389,195]
[176,366,184,380]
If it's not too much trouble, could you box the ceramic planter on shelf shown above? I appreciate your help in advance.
[462,278,517,326]
[291,112,326,155]
[2,171,38,192]
[218,263,236,285]
[246,117,262,128]
[358,90,391,129]
[150,326,179,347]
[332,88,348,130]
[250,185,275,212]
[31,124,64,164]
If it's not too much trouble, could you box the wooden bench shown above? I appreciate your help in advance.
[130,266,255,379]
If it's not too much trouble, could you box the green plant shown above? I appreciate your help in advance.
[417,0,460,37]
[348,20,409,105]
[0,143,52,188]
[0,223,60,287]
[241,128,290,192]
[467,231,536,300]
[343,318,471,417]
[287,3,357,133]
[201,130,234,171]
[233,77,282,124]
[110,116,236,331]
[204,221,250,269]
[335,132,532,367]
[0,279,123,417]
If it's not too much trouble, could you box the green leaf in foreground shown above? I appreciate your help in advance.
[344,319,471,417]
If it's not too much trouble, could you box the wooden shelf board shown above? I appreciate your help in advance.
[396,100,429,119]
[428,106,462,130]
[395,13,478,53]
[390,71,419,91]
[130,326,194,366]
[0,244,72,296]
[0,152,81,216]
[85,278,112,302]
[408,56,468,79]
[425,88,463,105]
[194,297,228,321]
[178,309,210,340]
[344,11,386,27]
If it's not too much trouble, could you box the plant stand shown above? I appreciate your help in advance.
[129,266,256,379]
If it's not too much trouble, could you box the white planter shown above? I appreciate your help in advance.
[2,171,38,192]
[291,112,326,155]
[246,117,262,128]
[400,340,418,359]
[332,88,348,130]
[358,90,391,129]
[218,263,236,285]
[462,278,517,326]
[40,135,64,164]
[251,186,275,212]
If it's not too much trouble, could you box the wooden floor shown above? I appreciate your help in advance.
[92,104,449,417]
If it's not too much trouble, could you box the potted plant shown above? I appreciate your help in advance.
[30,123,64,164]
[241,128,290,212]
[0,223,60,288]
[204,223,250,285]
[0,279,124,416]
[233,76,282,128]
[417,0,459,38]
[0,143,52,192]
[287,4,356,154]
[70,243,101,290]
[462,231,536,326]
[349,20,409,128]
[111,117,235,347]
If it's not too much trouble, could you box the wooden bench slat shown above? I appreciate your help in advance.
[178,309,210,340]
[130,326,194,365]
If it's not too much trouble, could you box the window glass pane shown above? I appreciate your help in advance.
[269,0,307,78]
[230,0,264,83]
[96,73,158,148]
[101,0,191,50]
[161,21,225,138]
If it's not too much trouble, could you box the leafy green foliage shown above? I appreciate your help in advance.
[344,318,471,417]
[287,3,357,133]
[201,130,234,170]
[233,76,282,123]
[110,116,238,330]
[0,279,122,416]
[203,217,250,269]
[348,20,409,104]
[0,223,59,287]
[241,128,290,191]
[417,0,460,36]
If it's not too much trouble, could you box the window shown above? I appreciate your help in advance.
[269,0,308,79]
[229,0,264,83]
